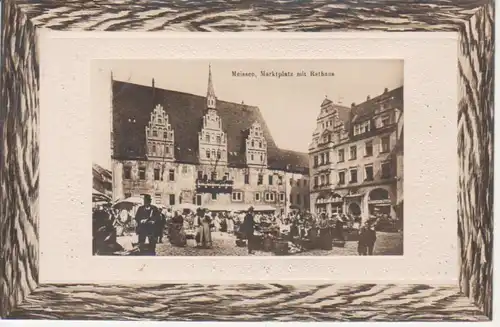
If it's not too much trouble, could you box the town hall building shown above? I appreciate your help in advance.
[111,66,310,214]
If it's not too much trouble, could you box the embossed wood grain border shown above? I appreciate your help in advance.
[0,0,494,321]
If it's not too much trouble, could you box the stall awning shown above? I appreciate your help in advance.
[253,205,277,212]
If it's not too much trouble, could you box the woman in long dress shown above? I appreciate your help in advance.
[226,212,235,234]
[196,210,213,248]
[170,211,187,247]
[318,213,333,250]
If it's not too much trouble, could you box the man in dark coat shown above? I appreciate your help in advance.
[134,194,161,255]
[243,206,256,254]
[358,219,377,255]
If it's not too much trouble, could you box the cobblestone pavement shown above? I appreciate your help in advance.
[151,230,403,256]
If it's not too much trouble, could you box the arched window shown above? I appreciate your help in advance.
[369,188,390,201]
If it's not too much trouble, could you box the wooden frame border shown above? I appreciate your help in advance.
[0,0,494,321]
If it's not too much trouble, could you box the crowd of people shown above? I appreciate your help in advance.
[93,194,393,256]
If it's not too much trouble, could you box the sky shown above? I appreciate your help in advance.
[92,59,403,169]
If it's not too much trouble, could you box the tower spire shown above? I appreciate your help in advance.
[207,64,216,109]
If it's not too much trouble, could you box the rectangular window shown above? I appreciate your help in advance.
[205,134,210,142]
[320,174,326,185]
[278,175,283,185]
[314,176,318,187]
[232,192,243,201]
[314,155,318,167]
[255,192,261,201]
[338,171,345,185]
[163,131,168,139]
[169,194,175,205]
[365,165,374,181]
[123,166,131,179]
[382,162,392,179]
[265,192,275,202]
[211,171,217,180]
[381,136,391,153]
[326,173,330,185]
[325,152,330,163]
[198,171,203,180]
[165,146,170,154]
[216,135,221,144]
[350,146,357,160]
[381,114,391,126]
[268,175,273,185]
[196,194,202,206]
[155,193,162,205]
[244,174,250,184]
[224,172,230,180]
[212,193,217,200]
[258,174,263,185]
[350,169,358,183]
[154,168,161,181]
[365,141,373,156]
[320,153,325,165]
[138,167,146,180]
[168,169,175,181]
[338,149,345,162]
[217,150,221,159]
[206,150,211,158]
[279,193,285,202]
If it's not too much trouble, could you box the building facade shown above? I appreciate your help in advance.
[309,87,404,222]
[111,66,309,215]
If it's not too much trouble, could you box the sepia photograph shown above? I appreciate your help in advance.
[92,59,404,257]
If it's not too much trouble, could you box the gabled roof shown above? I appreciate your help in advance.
[321,97,332,107]
[112,80,309,173]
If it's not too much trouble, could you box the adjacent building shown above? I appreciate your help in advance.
[309,87,404,222]
[111,66,310,214]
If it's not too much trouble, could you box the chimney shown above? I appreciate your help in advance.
[351,102,356,108]
[152,78,155,88]
[241,100,245,105]
[367,95,371,101]
[384,87,388,93]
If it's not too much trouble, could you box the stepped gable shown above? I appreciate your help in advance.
[112,80,309,173]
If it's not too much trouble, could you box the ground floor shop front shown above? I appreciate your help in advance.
[311,184,400,222]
